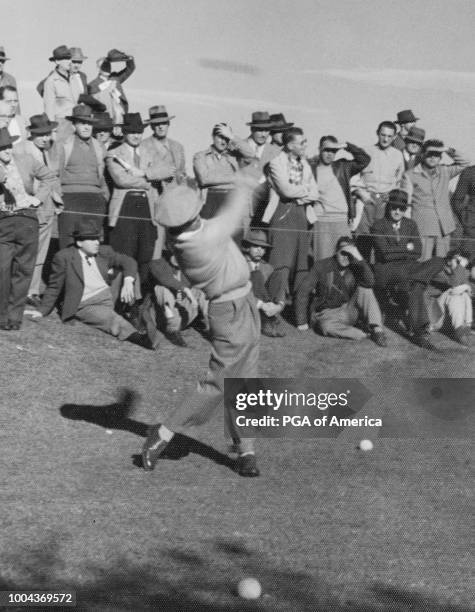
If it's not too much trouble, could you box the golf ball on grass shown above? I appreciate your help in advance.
[237,577,262,599]
[359,439,374,451]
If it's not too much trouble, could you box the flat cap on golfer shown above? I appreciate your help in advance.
[159,186,202,227]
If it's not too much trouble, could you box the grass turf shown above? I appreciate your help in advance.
[0,313,473,611]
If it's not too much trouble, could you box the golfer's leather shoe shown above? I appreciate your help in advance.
[142,424,169,471]
[237,454,260,477]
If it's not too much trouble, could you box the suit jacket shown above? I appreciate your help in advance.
[40,245,137,321]
[106,140,173,227]
[402,151,469,236]
[42,69,75,121]
[240,139,280,179]
[140,135,186,190]
[37,70,87,100]
[88,59,135,114]
[193,138,255,190]
[14,140,61,219]
[371,216,422,264]
[12,146,58,221]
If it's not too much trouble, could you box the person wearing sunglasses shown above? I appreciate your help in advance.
[371,189,446,351]
[402,139,469,261]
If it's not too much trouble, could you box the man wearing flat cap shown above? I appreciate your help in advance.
[42,45,75,142]
[193,122,254,219]
[402,139,469,260]
[56,104,109,249]
[141,105,186,193]
[142,179,263,478]
[371,189,446,350]
[29,219,158,350]
[392,109,419,152]
[88,50,135,126]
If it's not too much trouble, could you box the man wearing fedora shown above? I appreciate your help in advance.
[69,47,88,101]
[88,50,135,126]
[16,114,62,306]
[402,139,469,260]
[193,122,254,219]
[295,236,387,346]
[93,111,114,153]
[241,228,286,338]
[142,179,262,478]
[402,126,425,171]
[106,112,171,285]
[141,105,186,193]
[57,104,109,249]
[0,46,20,112]
[42,45,75,142]
[371,189,446,350]
[269,113,294,148]
[240,111,281,228]
[262,126,319,314]
[29,219,158,350]
[392,110,419,151]
[0,127,52,330]
[311,135,370,260]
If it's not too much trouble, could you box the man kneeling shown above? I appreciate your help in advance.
[28,219,159,349]
[295,236,387,346]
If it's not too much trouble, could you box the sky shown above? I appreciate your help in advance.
[4,0,475,168]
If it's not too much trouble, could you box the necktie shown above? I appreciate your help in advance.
[133,148,140,168]
[86,256,93,266]
[393,223,400,243]
[42,150,48,167]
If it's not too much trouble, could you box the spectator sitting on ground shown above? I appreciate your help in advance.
[27,219,159,350]
[294,236,387,347]
[428,249,472,346]
[241,228,285,338]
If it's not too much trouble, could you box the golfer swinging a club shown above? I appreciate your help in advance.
[142,175,261,477]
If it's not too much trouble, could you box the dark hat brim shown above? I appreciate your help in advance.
[28,121,58,134]
[49,55,72,62]
[246,122,273,128]
[270,123,294,132]
[242,238,272,248]
[396,116,419,124]
[66,115,97,123]
[144,116,176,124]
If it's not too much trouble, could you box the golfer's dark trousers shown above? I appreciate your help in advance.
[109,192,157,284]
[374,257,445,334]
[0,211,39,325]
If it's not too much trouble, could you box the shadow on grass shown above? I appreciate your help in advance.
[60,388,236,473]
[0,537,471,612]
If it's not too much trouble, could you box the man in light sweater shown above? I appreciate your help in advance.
[142,179,261,477]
